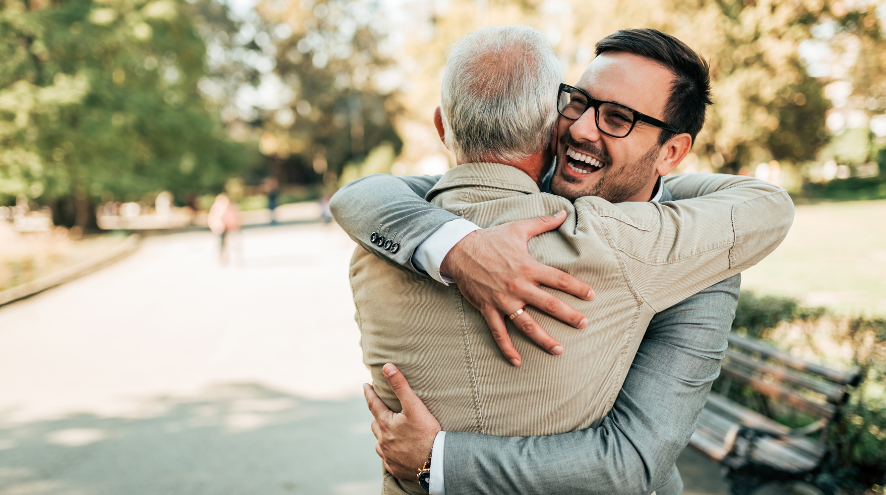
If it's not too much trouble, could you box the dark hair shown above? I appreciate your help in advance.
[595,28,712,146]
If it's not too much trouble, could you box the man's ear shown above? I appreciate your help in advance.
[433,106,446,144]
[656,133,692,176]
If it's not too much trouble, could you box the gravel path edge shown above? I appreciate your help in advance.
[0,234,142,308]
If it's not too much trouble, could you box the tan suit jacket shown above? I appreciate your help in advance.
[349,163,794,494]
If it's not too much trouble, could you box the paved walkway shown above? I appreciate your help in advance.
[0,223,727,495]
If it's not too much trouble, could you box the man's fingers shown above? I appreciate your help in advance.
[480,306,522,366]
[523,285,588,330]
[510,310,564,355]
[517,210,567,239]
[536,264,595,301]
[370,418,381,440]
[382,364,424,414]
[375,442,384,460]
[363,383,392,420]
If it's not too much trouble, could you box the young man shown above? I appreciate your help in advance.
[334,28,793,494]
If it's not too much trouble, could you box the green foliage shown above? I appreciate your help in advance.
[0,0,257,226]
[830,316,886,490]
[733,292,801,339]
[337,142,396,187]
[801,144,886,201]
[827,128,875,165]
[803,176,886,201]
[253,0,402,183]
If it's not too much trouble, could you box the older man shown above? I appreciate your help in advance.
[335,27,794,495]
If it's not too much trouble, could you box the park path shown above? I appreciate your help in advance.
[0,223,380,495]
[0,222,726,495]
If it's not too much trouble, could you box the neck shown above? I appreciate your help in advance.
[458,152,547,186]
[625,174,661,202]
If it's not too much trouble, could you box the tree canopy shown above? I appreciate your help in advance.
[0,0,256,226]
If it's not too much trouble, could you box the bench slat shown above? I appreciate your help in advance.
[691,396,826,473]
[720,365,837,419]
[728,333,861,386]
[692,410,820,472]
[705,394,826,459]
[690,427,729,461]
[725,350,848,404]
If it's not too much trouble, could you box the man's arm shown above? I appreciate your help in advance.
[366,275,739,494]
[442,275,738,494]
[330,173,594,364]
[330,174,455,272]
[595,174,793,311]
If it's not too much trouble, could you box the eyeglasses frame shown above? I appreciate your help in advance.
[556,83,680,138]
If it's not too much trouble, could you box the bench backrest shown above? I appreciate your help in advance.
[721,333,863,421]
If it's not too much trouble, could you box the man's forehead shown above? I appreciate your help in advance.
[574,52,673,118]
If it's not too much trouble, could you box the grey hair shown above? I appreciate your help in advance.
[441,25,564,164]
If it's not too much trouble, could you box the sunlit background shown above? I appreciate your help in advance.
[1,0,885,494]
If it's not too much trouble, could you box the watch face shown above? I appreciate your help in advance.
[418,471,431,492]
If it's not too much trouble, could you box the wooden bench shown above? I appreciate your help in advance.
[689,333,863,495]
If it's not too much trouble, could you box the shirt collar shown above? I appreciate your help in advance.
[650,176,664,202]
[427,162,541,201]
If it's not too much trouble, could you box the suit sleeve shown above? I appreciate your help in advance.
[593,174,793,312]
[329,174,455,274]
[441,275,739,495]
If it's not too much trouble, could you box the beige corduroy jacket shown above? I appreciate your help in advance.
[349,162,794,494]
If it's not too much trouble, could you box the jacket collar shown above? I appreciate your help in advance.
[426,162,541,201]
[426,161,671,203]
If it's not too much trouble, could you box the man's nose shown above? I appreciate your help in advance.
[569,107,602,143]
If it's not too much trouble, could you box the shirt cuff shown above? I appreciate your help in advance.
[429,431,446,495]
[411,219,481,285]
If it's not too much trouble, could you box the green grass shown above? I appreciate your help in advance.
[740,198,886,317]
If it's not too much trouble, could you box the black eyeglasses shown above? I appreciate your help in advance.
[557,83,680,138]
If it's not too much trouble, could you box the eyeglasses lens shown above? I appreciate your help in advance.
[598,103,635,138]
[558,88,635,138]
[558,89,587,120]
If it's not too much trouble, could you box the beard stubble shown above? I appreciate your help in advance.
[552,136,661,203]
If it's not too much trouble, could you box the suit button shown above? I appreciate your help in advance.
[370,232,378,244]
[390,243,400,254]
[377,236,387,247]
[383,239,393,250]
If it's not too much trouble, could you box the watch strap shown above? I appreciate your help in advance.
[417,449,433,492]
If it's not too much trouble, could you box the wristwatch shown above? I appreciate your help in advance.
[417,449,433,492]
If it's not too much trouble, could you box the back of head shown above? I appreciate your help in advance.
[595,28,712,146]
[441,25,563,163]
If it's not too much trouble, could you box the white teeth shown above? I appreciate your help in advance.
[567,162,593,174]
[566,148,603,169]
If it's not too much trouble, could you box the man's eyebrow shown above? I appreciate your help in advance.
[584,89,632,109]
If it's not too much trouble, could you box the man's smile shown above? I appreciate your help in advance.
[563,146,607,179]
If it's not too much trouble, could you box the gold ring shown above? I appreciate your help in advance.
[508,308,524,320]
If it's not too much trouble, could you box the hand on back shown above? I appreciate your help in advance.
[440,210,594,366]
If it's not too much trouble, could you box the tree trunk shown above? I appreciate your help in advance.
[74,186,89,231]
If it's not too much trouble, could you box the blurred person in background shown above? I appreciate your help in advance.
[207,193,241,265]
[333,27,794,495]
[319,194,333,224]
[264,176,279,225]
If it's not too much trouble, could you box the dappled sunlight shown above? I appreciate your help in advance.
[0,383,379,495]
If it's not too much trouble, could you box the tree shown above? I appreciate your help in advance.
[251,0,402,184]
[0,0,256,228]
